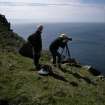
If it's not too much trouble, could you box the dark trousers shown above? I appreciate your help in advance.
[50,48,61,64]
[33,49,41,69]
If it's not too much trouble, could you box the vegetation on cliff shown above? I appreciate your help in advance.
[0,15,105,105]
[0,14,25,52]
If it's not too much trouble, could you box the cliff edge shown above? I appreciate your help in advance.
[0,14,105,105]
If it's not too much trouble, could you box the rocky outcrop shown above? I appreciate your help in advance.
[0,14,25,52]
[0,14,11,31]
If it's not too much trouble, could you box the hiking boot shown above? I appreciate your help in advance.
[38,68,49,75]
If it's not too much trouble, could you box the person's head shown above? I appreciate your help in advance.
[37,25,43,32]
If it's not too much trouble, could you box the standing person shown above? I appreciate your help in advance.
[28,25,43,70]
[49,33,72,68]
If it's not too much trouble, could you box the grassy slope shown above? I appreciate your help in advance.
[0,23,25,52]
[0,52,105,105]
[0,21,105,105]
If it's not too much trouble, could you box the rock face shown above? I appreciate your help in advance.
[0,14,25,52]
[0,14,11,31]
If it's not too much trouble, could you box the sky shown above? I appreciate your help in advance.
[0,0,105,23]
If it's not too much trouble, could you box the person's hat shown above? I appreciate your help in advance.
[59,33,72,40]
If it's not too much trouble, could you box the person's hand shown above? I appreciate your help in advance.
[63,39,69,43]
[69,38,72,41]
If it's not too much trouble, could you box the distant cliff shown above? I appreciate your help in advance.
[0,14,11,31]
[0,14,25,52]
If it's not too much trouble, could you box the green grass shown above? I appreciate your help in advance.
[0,23,25,53]
[0,19,105,105]
[0,51,105,105]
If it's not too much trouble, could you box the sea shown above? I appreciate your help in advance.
[11,23,105,75]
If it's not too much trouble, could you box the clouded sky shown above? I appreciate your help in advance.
[0,0,105,23]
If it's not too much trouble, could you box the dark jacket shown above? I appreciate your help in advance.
[28,31,42,52]
[49,37,67,51]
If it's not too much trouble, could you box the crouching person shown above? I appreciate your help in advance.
[49,33,72,68]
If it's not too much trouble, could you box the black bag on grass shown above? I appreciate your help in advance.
[19,42,33,59]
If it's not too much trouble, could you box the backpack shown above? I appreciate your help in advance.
[19,42,33,59]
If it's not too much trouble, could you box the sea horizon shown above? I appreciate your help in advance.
[11,22,105,75]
